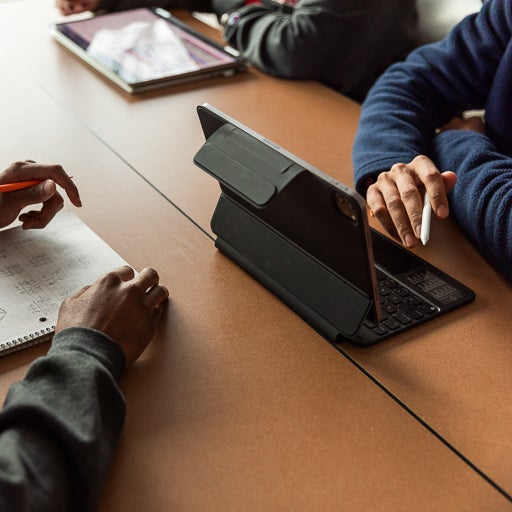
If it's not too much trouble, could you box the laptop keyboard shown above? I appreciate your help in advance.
[366,269,439,336]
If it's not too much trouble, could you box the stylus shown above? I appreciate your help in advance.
[0,180,43,193]
[420,191,431,246]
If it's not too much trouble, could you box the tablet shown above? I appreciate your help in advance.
[194,104,475,346]
[52,7,247,94]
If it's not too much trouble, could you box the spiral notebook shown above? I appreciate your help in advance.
[0,211,129,356]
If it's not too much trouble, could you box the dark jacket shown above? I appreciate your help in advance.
[0,328,126,511]
[95,0,419,101]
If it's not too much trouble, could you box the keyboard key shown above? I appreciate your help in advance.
[388,293,403,305]
[382,302,398,314]
[379,284,392,296]
[400,303,425,320]
[372,268,439,336]
[383,278,398,289]
[394,312,413,325]
[418,303,438,315]
[383,317,402,330]
[397,286,410,297]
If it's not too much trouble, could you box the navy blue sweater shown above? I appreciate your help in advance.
[353,0,512,282]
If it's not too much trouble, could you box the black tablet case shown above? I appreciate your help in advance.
[194,122,378,343]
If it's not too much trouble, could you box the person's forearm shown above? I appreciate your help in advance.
[0,328,126,511]
[221,0,415,94]
[433,130,512,282]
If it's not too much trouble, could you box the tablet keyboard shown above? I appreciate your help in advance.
[366,269,439,336]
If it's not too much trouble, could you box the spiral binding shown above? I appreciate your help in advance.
[1,326,56,355]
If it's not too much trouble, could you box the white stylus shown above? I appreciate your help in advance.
[420,191,431,246]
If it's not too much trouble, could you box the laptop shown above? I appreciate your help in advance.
[52,8,246,94]
[193,104,475,347]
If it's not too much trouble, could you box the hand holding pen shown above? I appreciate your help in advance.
[366,155,457,248]
[0,160,81,230]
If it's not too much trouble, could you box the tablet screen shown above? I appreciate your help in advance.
[55,8,240,86]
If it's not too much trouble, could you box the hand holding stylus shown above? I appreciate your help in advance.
[365,155,456,248]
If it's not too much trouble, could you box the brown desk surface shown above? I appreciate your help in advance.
[1,0,512,508]
[0,66,509,512]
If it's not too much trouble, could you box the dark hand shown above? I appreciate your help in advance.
[0,161,81,229]
[366,155,457,248]
[56,267,169,365]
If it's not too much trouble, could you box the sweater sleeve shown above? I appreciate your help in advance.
[352,0,511,194]
[220,0,419,101]
[432,129,512,281]
[0,327,127,512]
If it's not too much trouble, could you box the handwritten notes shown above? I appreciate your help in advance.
[0,211,129,352]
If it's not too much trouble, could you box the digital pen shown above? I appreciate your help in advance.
[420,191,431,246]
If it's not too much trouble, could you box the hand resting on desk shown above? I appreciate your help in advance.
[57,266,169,365]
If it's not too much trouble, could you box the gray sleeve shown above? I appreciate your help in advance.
[0,327,126,512]
[219,0,419,101]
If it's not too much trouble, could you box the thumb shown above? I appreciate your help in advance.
[11,180,56,209]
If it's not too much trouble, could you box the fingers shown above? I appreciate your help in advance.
[421,164,451,220]
[115,265,136,282]
[441,170,457,196]
[137,268,170,309]
[368,162,423,248]
[367,155,449,248]
[101,266,169,310]
[18,183,64,229]
[146,285,170,310]
[1,161,82,207]
[57,265,168,365]
[0,160,82,230]
[56,0,75,15]
[366,185,399,239]
[56,0,99,15]
[137,267,160,290]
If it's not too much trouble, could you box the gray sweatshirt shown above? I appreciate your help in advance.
[94,0,419,101]
[0,327,126,511]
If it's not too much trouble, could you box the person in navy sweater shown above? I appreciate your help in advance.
[353,0,511,282]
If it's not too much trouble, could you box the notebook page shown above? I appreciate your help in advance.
[0,210,129,347]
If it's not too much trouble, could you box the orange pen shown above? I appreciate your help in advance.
[0,180,43,193]
[0,177,73,193]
